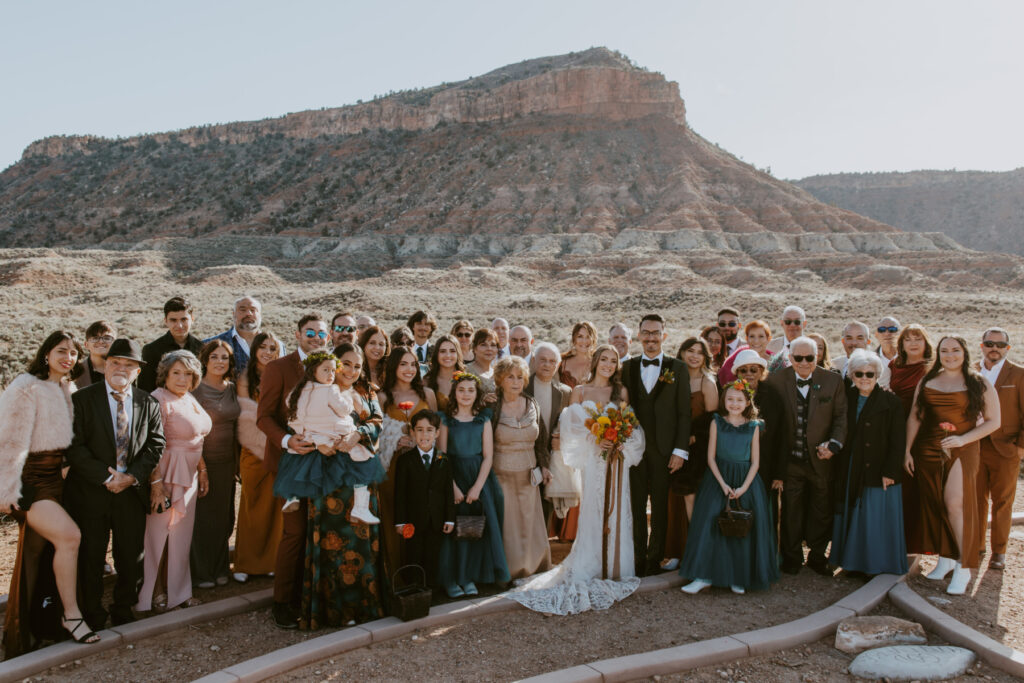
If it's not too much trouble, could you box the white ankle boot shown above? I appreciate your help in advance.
[681,579,711,594]
[947,563,971,595]
[926,556,955,580]
[349,486,380,525]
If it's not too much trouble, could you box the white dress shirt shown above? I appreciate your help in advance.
[640,352,664,394]
[795,371,812,398]
[231,327,252,357]
[981,358,1006,387]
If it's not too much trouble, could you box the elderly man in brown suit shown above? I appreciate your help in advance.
[257,313,329,629]
[976,327,1024,570]
[763,336,847,576]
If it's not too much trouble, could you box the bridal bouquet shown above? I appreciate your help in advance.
[583,402,639,461]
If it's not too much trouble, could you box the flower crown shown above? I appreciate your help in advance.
[452,370,481,385]
[725,378,755,401]
[303,351,340,370]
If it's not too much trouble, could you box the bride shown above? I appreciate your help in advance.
[505,344,645,615]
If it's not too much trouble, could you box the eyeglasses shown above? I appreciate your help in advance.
[638,330,663,338]
[718,321,737,327]
[852,371,876,378]
[782,319,803,326]
[455,332,472,338]
[983,341,1009,349]
[304,330,328,339]
[877,326,899,334]
[736,366,761,374]
[333,325,355,333]
[89,335,115,344]
[791,354,815,363]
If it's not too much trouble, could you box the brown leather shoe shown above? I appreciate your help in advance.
[989,553,1006,570]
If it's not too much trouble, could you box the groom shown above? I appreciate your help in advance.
[621,314,691,576]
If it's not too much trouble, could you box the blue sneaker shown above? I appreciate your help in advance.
[446,584,465,598]
[462,582,478,596]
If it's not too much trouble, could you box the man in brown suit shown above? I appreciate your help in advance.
[976,327,1024,570]
[257,313,329,628]
[526,342,572,525]
[762,336,847,576]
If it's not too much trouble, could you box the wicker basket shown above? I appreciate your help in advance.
[455,501,486,540]
[717,497,753,538]
[390,565,431,622]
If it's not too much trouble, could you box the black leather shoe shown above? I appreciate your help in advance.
[807,560,834,577]
[273,602,298,630]
[781,561,801,575]
[110,609,136,626]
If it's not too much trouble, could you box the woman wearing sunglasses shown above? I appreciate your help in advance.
[830,349,908,577]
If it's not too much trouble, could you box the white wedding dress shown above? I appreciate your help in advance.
[504,401,645,615]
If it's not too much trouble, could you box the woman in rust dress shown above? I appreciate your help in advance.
[1,331,100,656]
[905,335,1000,595]
[662,337,718,570]
[888,324,933,555]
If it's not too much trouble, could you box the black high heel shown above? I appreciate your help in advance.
[62,616,101,644]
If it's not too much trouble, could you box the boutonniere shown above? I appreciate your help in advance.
[659,369,676,385]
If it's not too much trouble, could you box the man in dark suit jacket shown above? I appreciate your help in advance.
[526,342,572,525]
[65,339,164,631]
[620,314,691,576]
[394,410,455,590]
[256,313,328,628]
[138,296,204,391]
[976,327,1024,570]
[762,336,847,576]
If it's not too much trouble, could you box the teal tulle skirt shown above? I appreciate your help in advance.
[679,458,779,591]
[274,450,385,500]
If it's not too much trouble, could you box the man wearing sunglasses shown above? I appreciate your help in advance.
[763,336,847,576]
[766,305,808,373]
[975,328,1024,571]
[330,311,358,348]
[874,317,901,364]
[717,307,744,355]
[256,313,328,629]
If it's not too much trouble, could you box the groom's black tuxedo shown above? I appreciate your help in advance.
[65,381,164,630]
[621,353,691,575]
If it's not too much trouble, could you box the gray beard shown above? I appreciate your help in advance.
[237,321,259,332]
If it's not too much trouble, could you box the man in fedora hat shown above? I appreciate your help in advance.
[66,338,165,631]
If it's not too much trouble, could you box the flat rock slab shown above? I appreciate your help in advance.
[836,616,927,654]
[849,645,976,681]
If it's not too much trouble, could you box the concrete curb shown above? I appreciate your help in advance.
[0,588,272,683]
[518,567,911,683]
[191,564,905,683]
[888,582,1024,678]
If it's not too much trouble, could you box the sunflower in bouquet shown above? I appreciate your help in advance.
[583,402,640,460]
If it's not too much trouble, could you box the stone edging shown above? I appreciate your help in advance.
[189,565,908,683]
[0,588,273,683]
[888,582,1024,678]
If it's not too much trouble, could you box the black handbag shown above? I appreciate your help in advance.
[455,501,486,540]
[717,497,753,538]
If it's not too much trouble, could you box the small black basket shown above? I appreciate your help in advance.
[717,497,753,538]
[390,565,432,622]
[455,500,486,540]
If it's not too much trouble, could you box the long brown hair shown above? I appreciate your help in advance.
[424,334,465,393]
[28,330,84,381]
[286,352,339,421]
[588,344,625,404]
[358,325,390,387]
[199,339,236,382]
[381,345,427,409]
[700,325,727,369]
[243,332,280,400]
[676,337,713,378]
[915,335,987,421]
[563,321,598,360]
[445,372,486,417]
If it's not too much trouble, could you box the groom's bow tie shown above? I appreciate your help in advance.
[642,358,660,368]
[796,377,812,388]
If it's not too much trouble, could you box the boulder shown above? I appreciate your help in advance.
[835,616,927,654]
[849,645,975,681]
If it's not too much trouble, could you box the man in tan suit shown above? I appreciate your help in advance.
[257,313,329,628]
[762,336,847,576]
[976,327,1024,570]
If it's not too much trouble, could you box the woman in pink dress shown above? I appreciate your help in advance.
[136,350,212,613]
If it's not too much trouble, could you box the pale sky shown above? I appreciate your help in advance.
[2,0,1022,179]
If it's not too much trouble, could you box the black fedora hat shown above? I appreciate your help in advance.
[107,338,145,364]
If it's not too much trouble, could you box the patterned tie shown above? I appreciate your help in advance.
[112,390,129,472]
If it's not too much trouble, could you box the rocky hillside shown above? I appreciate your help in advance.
[2,47,1023,288]
[795,169,1024,255]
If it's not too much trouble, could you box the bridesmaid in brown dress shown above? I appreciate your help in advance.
[905,335,1000,595]
[888,324,933,554]
[377,347,438,578]
[492,356,552,578]
[1,331,100,655]
[663,338,718,570]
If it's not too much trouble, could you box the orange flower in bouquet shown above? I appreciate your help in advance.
[584,402,640,460]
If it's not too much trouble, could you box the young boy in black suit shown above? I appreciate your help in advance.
[394,409,455,589]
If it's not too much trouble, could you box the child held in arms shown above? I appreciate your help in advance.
[394,409,456,590]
